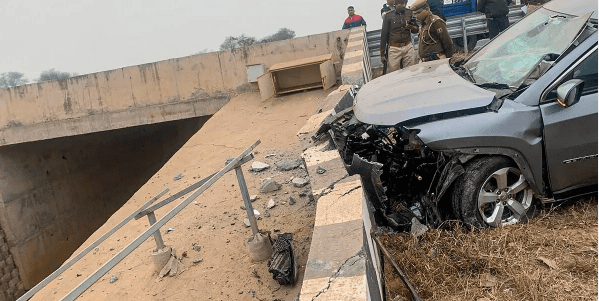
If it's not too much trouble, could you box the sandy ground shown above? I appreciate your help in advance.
[31,88,335,301]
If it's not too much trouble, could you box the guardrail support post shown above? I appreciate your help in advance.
[147,212,166,250]
[235,166,259,235]
[461,17,468,53]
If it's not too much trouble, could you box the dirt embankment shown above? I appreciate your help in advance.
[32,88,334,301]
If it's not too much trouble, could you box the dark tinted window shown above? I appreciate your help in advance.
[546,49,598,101]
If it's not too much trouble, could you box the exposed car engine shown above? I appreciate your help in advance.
[325,110,464,231]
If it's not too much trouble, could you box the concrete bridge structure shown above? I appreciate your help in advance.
[0,29,351,299]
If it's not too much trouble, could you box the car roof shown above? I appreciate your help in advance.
[543,0,598,20]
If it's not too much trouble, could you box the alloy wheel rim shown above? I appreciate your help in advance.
[477,167,533,227]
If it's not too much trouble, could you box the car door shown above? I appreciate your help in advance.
[540,46,598,195]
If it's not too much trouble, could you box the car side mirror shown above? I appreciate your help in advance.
[556,79,584,107]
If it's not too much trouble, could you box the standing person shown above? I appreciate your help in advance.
[381,0,395,19]
[411,0,454,62]
[381,0,419,72]
[342,6,367,29]
[428,0,446,20]
[478,0,512,39]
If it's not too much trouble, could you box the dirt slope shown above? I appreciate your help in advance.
[32,88,334,301]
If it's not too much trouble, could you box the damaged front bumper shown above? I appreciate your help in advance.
[322,110,466,231]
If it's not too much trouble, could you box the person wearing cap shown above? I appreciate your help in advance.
[478,0,512,39]
[411,0,454,62]
[342,6,367,29]
[380,0,419,72]
[381,0,396,19]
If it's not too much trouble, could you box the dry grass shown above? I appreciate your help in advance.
[381,198,598,301]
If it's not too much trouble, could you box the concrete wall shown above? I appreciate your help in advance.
[341,27,372,86]
[0,227,24,301]
[0,116,209,289]
[296,86,383,301]
[0,30,349,147]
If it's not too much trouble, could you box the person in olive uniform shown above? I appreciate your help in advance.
[478,0,512,39]
[380,0,419,72]
[411,0,454,62]
[381,0,396,19]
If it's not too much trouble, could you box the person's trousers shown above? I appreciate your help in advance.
[388,44,415,73]
[487,16,510,39]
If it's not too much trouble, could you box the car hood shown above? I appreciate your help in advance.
[354,59,497,126]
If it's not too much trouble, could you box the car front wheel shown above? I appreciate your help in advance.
[452,156,535,228]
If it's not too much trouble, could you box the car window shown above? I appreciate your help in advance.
[545,49,598,101]
[463,9,591,89]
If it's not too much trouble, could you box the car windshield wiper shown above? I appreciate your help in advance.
[460,65,476,84]
[476,82,511,90]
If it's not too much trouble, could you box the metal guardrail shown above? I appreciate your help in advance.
[19,140,261,301]
[367,5,525,63]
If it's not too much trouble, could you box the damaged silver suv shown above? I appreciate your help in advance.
[329,0,597,229]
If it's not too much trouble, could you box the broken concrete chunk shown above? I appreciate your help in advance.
[249,161,270,172]
[109,275,118,283]
[267,199,276,209]
[193,258,203,264]
[173,173,184,181]
[275,158,302,171]
[292,177,309,188]
[260,178,281,193]
[410,217,428,238]
[250,195,259,202]
[244,219,251,227]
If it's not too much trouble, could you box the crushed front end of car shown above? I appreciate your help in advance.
[324,109,465,231]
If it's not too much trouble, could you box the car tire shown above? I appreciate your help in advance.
[452,156,535,228]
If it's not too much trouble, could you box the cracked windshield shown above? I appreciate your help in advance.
[464,9,590,88]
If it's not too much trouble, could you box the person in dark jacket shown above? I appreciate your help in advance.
[380,0,419,72]
[411,0,454,62]
[427,0,446,20]
[342,6,367,29]
[478,0,512,39]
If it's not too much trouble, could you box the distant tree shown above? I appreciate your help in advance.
[220,36,239,51]
[260,28,296,43]
[236,34,256,48]
[37,68,77,82]
[219,28,295,51]
[220,34,257,51]
[0,72,28,88]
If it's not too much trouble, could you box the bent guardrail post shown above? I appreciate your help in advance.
[17,188,169,301]
[235,166,259,235]
[146,212,166,250]
[59,140,260,301]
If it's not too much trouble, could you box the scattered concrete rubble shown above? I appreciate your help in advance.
[292,177,309,188]
[275,158,302,171]
[260,178,281,193]
[249,161,270,172]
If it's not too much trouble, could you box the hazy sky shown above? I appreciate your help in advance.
[0,0,410,81]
